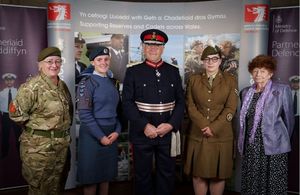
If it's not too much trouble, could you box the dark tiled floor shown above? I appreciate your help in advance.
[0,180,241,195]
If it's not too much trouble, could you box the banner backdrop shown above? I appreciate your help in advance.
[46,0,243,189]
[239,0,270,89]
[0,5,47,189]
[268,7,299,193]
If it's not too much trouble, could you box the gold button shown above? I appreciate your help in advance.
[206,116,210,119]
[208,91,211,93]
[207,108,210,111]
[208,99,211,102]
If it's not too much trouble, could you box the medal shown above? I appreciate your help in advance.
[155,69,161,77]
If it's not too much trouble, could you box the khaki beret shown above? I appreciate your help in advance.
[201,45,222,60]
[38,47,61,62]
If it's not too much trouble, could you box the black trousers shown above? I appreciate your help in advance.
[133,144,176,195]
[1,112,21,157]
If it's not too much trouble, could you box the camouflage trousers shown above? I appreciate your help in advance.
[19,131,70,195]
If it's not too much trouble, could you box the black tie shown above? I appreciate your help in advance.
[8,89,12,110]
[294,91,298,114]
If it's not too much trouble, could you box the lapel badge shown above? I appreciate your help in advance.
[272,90,280,96]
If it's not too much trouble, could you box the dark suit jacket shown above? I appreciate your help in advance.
[75,61,86,84]
[109,49,128,82]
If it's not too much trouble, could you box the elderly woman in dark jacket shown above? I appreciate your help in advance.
[239,55,294,195]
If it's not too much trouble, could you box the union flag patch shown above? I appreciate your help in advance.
[9,102,16,113]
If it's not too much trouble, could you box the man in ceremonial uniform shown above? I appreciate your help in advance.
[122,29,185,195]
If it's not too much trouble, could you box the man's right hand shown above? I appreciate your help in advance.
[144,123,158,139]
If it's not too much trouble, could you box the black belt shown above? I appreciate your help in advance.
[26,127,69,138]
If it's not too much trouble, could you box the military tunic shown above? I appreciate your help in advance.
[122,61,185,195]
[122,61,185,144]
[76,73,121,184]
[184,71,238,179]
[9,72,73,195]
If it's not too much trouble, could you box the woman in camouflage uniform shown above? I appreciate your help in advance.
[9,47,73,195]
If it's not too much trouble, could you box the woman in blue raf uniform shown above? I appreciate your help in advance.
[76,46,121,195]
[122,29,185,195]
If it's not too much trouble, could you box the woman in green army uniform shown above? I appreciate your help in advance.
[9,47,73,195]
[184,45,238,195]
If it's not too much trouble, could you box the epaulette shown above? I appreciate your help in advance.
[78,75,98,88]
[126,61,142,68]
[168,63,179,69]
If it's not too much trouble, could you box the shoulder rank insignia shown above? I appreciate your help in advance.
[127,61,142,67]
[9,102,16,113]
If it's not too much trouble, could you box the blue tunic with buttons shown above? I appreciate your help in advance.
[76,72,121,184]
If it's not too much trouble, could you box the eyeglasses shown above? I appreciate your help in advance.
[203,57,220,63]
[43,60,63,65]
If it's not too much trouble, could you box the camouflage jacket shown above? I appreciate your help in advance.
[9,73,73,131]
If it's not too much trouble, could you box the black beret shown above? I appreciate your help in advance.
[75,37,85,44]
[75,32,85,44]
[38,47,61,62]
[89,46,110,61]
[201,45,222,60]
[140,29,168,45]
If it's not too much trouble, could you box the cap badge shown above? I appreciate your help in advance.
[151,32,157,41]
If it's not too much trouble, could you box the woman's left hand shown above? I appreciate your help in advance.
[201,127,214,137]
[107,132,119,143]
